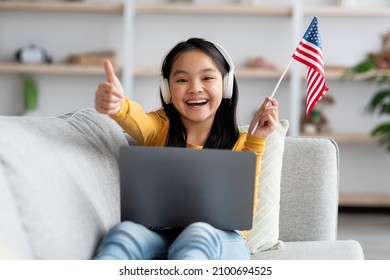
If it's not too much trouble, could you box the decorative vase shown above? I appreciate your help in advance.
[22,75,39,116]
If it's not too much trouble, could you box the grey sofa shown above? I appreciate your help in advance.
[0,108,364,260]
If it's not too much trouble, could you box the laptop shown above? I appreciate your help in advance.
[119,146,256,230]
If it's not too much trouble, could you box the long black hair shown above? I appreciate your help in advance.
[160,38,239,149]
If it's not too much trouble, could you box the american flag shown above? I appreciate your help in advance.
[292,17,329,119]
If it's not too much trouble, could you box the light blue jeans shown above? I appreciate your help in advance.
[94,221,250,260]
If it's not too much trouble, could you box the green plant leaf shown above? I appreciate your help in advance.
[350,55,377,73]
[380,104,390,115]
[377,73,390,85]
[365,90,390,114]
[371,123,390,152]
[342,55,377,80]
[371,123,390,136]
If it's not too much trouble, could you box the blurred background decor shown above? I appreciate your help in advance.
[345,32,390,152]
[15,45,52,64]
[22,74,39,116]
[300,95,335,134]
[67,50,116,67]
[246,56,279,70]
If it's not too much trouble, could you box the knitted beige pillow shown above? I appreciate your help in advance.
[243,119,289,253]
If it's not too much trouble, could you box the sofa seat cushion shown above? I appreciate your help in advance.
[0,108,127,259]
[251,240,364,260]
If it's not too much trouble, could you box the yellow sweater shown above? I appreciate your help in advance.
[111,98,266,238]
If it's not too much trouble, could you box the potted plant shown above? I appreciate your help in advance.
[345,51,390,152]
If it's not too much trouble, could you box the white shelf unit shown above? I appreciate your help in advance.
[1,1,390,206]
[0,1,128,118]
[0,1,385,143]
[0,1,300,134]
[0,1,124,72]
[1,1,382,142]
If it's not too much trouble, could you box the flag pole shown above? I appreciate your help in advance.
[250,57,294,135]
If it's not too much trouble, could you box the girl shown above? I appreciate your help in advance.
[94,38,278,260]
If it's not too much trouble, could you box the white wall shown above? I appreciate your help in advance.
[1,0,390,120]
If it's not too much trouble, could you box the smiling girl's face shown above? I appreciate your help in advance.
[169,49,224,130]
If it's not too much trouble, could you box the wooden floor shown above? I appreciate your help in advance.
[339,194,390,208]
[338,208,390,260]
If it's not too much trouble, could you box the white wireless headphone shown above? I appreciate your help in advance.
[160,41,235,104]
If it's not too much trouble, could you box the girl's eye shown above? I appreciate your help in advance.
[176,79,188,83]
[204,76,214,81]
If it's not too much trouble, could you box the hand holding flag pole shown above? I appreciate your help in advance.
[251,16,328,135]
[250,58,293,135]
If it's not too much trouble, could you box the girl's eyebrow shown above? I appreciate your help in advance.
[171,70,187,76]
[171,68,218,76]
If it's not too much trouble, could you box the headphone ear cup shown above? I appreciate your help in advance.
[223,71,234,99]
[160,76,171,104]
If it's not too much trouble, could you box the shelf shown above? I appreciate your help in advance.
[341,69,390,81]
[339,193,390,207]
[2,63,374,82]
[2,63,385,83]
[0,63,285,79]
[127,67,288,79]
[324,66,390,81]
[135,66,386,81]
[304,5,390,17]
[3,2,390,17]
[135,66,288,79]
[135,3,292,16]
[0,62,121,76]
[300,132,377,144]
[0,1,123,13]
[324,66,347,80]
[0,2,291,16]
[134,67,160,77]
[235,68,289,79]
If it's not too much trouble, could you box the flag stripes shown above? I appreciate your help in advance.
[292,17,329,119]
[293,39,325,77]
[306,68,327,116]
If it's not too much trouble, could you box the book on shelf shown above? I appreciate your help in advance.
[67,50,116,67]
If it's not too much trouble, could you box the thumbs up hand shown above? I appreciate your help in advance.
[95,60,124,115]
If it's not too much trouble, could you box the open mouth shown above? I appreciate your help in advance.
[186,99,209,107]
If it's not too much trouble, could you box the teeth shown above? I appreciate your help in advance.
[187,99,208,105]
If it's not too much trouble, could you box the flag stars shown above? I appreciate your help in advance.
[304,23,322,48]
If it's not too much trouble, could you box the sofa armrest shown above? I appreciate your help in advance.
[279,136,339,242]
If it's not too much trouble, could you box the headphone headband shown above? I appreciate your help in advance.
[211,41,235,74]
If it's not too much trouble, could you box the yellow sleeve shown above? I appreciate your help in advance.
[110,97,169,146]
[234,132,267,239]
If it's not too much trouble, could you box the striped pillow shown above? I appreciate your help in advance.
[244,119,288,253]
